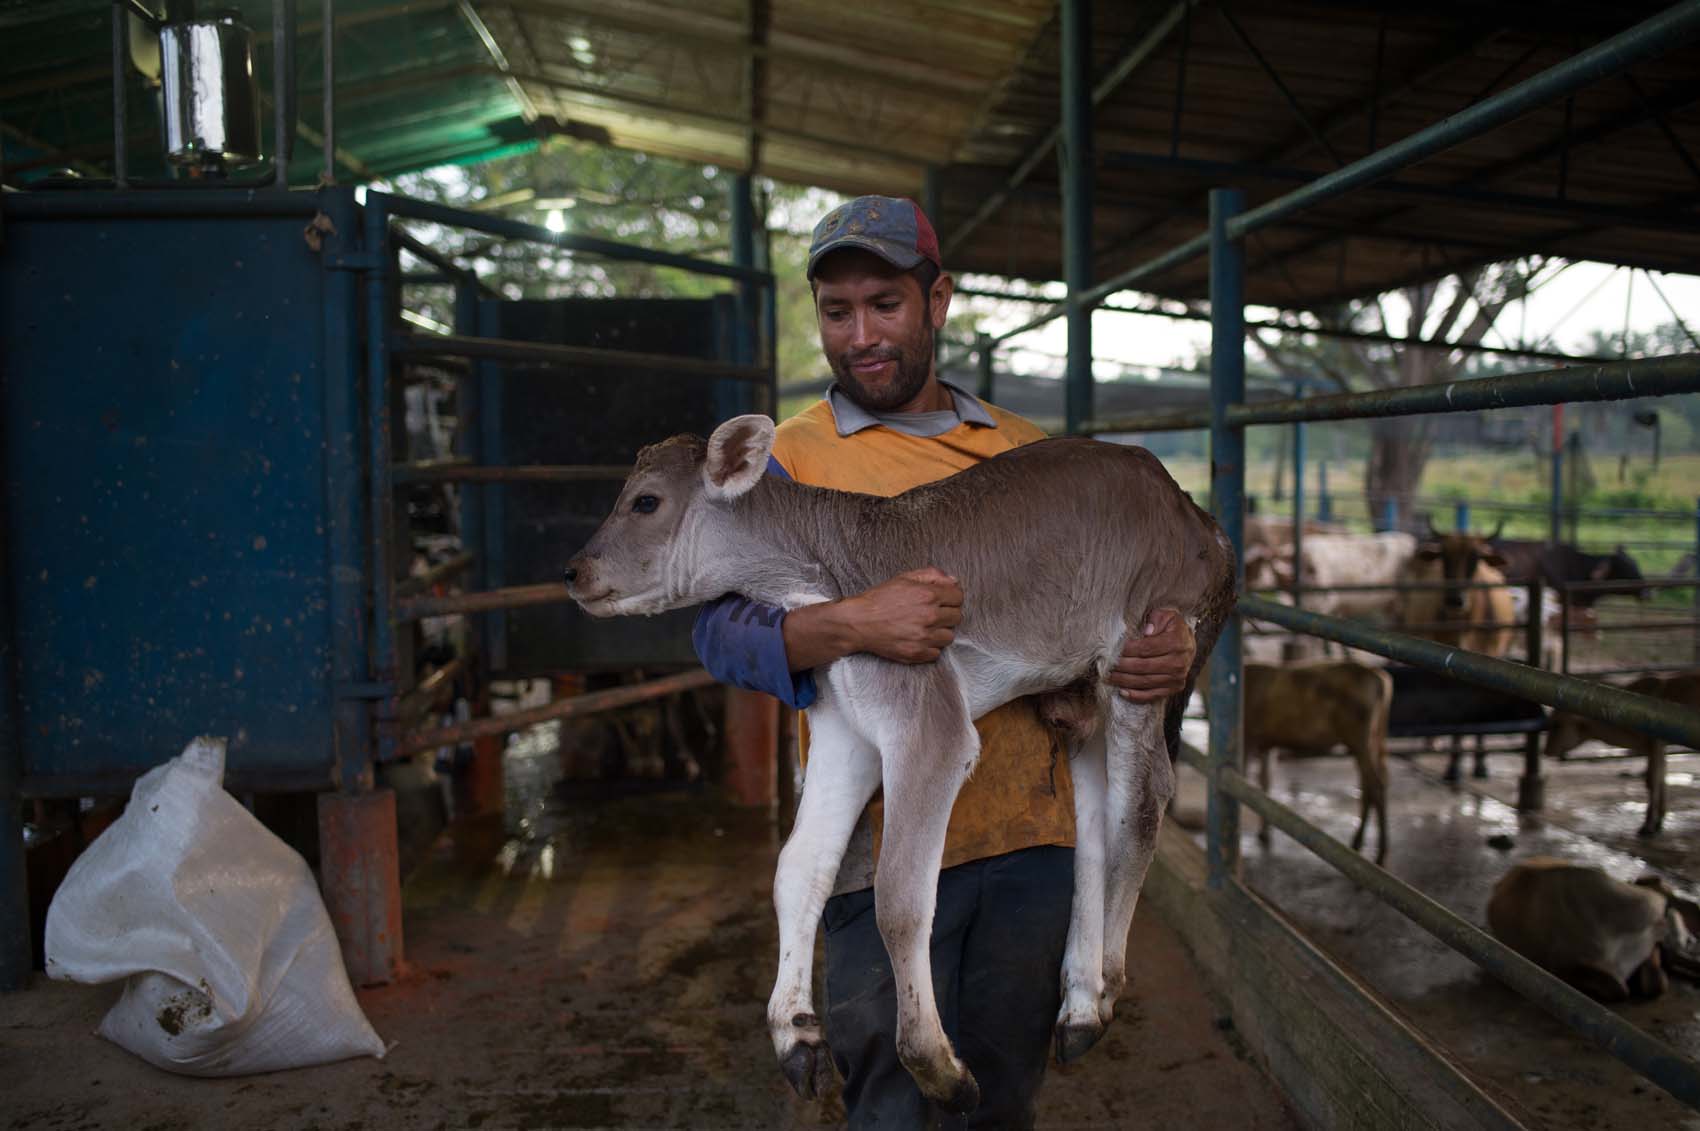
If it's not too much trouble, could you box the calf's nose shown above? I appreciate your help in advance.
[563,566,578,585]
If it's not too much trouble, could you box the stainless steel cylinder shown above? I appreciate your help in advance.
[160,15,261,168]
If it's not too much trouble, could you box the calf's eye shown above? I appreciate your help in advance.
[632,494,660,514]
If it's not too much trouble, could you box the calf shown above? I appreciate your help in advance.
[1487,858,1694,1001]
[564,417,1235,1110]
[1489,534,1650,608]
[1244,661,1394,862]
[1544,670,1700,836]
[1396,527,1516,659]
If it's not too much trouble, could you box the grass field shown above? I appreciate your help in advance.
[1160,450,1700,582]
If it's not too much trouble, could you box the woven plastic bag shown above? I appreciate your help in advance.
[44,737,387,1075]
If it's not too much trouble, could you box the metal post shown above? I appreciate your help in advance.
[320,184,374,806]
[1567,431,1582,547]
[729,172,757,418]
[1551,403,1565,544]
[1520,578,1546,810]
[1455,500,1471,532]
[1381,497,1398,533]
[322,0,335,182]
[273,0,294,186]
[1291,379,1306,612]
[976,333,995,402]
[0,411,28,988]
[453,277,486,660]
[363,192,396,772]
[1206,187,1246,889]
[1318,459,1332,523]
[923,166,943,366]
[1693,497,1700,665]
[111,1,128,187]
[1061,0,1094,436]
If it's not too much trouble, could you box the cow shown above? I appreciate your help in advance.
[1244,531,1418,620]
[1243,661,1394,862]
[1487,858,1700,1001]
[562,417,1235,1110]
[1488,532,1651,607]
[1395,526,1517,659]
[1544,670,1700,836]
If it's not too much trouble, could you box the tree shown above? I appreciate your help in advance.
[1247,258,1568,527]
[386,139,833,388]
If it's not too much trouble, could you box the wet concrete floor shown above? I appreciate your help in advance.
[2,734,1294,1130]
[1173,740,1700,1130]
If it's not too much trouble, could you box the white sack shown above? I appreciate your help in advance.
[44,736,387,1076]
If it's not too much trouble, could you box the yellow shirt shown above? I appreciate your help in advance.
[773,396,1075,885]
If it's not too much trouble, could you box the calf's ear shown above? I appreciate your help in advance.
[704,414,777,500]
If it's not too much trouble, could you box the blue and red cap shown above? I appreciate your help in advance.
[806,195,942,280]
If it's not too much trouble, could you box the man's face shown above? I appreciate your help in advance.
[813,249,941,413]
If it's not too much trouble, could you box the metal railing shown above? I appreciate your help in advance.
[362,190,777,759]
[1031,0,1700,1109]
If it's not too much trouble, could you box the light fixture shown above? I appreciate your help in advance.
[545,209,567,233]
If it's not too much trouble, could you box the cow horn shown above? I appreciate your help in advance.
[1487,518,1505,542]
[1425,519,1442,542]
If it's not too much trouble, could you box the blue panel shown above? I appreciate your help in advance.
[2,213,337,778]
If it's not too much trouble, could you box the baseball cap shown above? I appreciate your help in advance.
[807,195,942,280]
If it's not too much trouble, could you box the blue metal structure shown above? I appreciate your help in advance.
[0,181,775,988]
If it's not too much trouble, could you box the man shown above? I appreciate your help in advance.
[693,196,1196,1128]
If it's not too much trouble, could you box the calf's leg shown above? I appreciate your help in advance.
[1055,730,1107,1063]
[1099,698,1172,1023]
[1642,740,1668,836]
[868,659,983,1113]
[767,695,881,1098]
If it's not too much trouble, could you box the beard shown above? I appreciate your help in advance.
[828,323,935,412]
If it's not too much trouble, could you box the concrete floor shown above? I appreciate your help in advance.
[1174,741,1700,1131]
[1,735,1295,1131]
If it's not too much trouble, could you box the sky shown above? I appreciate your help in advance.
[960,261,1700,382]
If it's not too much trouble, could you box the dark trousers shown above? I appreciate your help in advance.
[821,845,1075,1130]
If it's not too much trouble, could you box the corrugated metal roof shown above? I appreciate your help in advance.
[4,0,1698,308]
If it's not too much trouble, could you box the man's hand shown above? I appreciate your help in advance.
[846,567,964,663]
[782,567,963,671]
[1108,607,1196,703]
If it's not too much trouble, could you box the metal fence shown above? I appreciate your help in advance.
[990,0,1700,1109]
[361,190,777,763]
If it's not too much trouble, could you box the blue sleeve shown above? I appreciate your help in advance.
[690,456,819,710]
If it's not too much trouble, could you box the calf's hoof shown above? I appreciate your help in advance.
[1055,1017,1107,1064]
[938,1068,981,1115]
[775,1011,830,1100]
[1639,819,1664,838]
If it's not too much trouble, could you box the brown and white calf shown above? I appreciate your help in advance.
[563,416,1235,1112]
[1544,670,1700,836]
[1487,857,1697,1001]
[1243,661,1394,862]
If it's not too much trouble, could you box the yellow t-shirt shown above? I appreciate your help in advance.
[773,397,1075,884]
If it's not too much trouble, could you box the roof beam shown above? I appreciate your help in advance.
[496,0,984,97]
[458,0,541,121]
[940,0,1198,259]
[509,69,938,168]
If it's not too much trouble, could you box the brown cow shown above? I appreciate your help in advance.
[1395,526,1517,658]
[1545,670,1700,836]
[1243,661,1395,862]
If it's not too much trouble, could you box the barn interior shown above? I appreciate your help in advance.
[5,1,1700,1128]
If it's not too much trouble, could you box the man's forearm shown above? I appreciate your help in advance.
[782,599,865,672]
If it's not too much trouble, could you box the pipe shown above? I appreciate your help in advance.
[397,581,574,621]
[364,192,396,771]
[394,550,476,599]
[1221,766,1700,1110]
[1238,595,1700,747]
[393,333,773,384]
[400,670,718,755]
[2,190,319,218]
[392,463,633,484]
[274,0,294,185]
[387,197,772,285]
